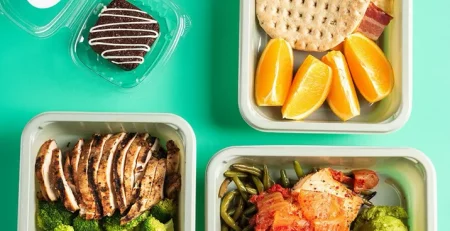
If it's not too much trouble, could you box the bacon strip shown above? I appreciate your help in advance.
[356,2,393,41]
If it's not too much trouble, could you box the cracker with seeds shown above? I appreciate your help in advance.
[256,0,370,52]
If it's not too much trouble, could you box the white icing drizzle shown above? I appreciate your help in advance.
[88,7,159,65]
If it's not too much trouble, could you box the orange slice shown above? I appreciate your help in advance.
[344,33,394,103]
[322,51,360,121]
[281,55,332,120]
[255,38,294,106]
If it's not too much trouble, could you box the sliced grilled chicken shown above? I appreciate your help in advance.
[292,168,364,226]
[77,136,96,219]
[88,134,112,219]
[51,148,79,212]
[131,137,160,203]
[165,173,181,199]
[165,140,181,199]
[97,132,126,217]
[35,139,59,201]
[113,133,137,214]
[166,140,180,175]
[121,158,166,224]
[124,133,149,207]
[71,139,84,198]
[63,151,77,198]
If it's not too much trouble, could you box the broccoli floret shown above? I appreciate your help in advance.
[73,215,101,231]
[53,224,74,231]
[164,219,174,231]
[103,211,149,231]
[140,216,166,231]
[36,201,74,231]
[150,199,176,223]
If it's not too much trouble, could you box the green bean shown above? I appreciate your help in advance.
[360,196,374,207]
[221,223,229,231]
[245,186,257,195]
[243,205,256,216]
[240,215,250,227]
[232,176,249,201]
[228,208,236,217]
[280,169,290,188]
[232,196,245,221]
[360,190,377,200]
[293,161,304,179]
[242,225,254,231]
[224,170,248,178]
[263,165,273,190]
[231,164,262,177]
[221,190,241,231]
[251,176,264,194]
[219,178,231,198]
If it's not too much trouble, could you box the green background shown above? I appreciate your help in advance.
[0,0,448,230]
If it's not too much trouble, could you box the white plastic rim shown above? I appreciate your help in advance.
[238,0,413,134]
[18,112,196,231]
[206,146,437,231]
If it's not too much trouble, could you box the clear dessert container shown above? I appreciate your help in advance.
[238,0,412,133]
[0,0,190,88]
[206,145,437,231]
[18,112,196,231]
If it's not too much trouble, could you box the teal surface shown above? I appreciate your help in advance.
[0,0,448,230]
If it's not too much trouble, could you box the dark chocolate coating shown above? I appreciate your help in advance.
[88,0,160,71]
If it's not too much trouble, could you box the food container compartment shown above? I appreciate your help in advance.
[18,112,196,231]
[206,146,436,231]
[238,0,412,133]
[0,0,190,88]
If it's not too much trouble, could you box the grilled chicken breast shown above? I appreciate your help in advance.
[63,151,77,197]
[121,158,166,224]
[292,168,364,227]
[77,136,96,219]
[88,134,112,219]
[51,149,79,212]
[166,140,180,175]
[71,139,84,199]
[35,139,59,202]
[97,132,126,217]
[123,133,149,209]
[165,140,181,199]
[133,137,159,196]
[113,133,137,214]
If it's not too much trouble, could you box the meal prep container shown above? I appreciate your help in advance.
[238,0,412,133]
[0,0,190,88]
[18,112,196,231]
[206,146,436,231]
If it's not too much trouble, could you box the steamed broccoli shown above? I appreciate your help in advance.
[36,201,74,231]
[103,211,149,231]
[150,199,176,223]
[53,224,74,231]
[140,216,166,231]
[164,219,174,231]
[73,215,101,231]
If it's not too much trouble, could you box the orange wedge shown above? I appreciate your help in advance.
[255,38,294,106]
[281,55,332,120]
[344,33,394,103]
[322,51,360,121]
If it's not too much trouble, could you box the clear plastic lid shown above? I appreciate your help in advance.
[0,0,191,87]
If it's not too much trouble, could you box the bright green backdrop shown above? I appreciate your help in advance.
[0,0,448,230]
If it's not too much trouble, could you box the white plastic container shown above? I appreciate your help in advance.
[206,146,437,231]
[238,0,412,133]
[18,112,196,231]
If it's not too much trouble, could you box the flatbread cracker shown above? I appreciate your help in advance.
[256,0,370,52]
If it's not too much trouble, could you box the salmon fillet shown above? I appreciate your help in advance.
[292,168,363,226]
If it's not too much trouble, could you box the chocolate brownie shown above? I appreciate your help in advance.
[88,0,160,71]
